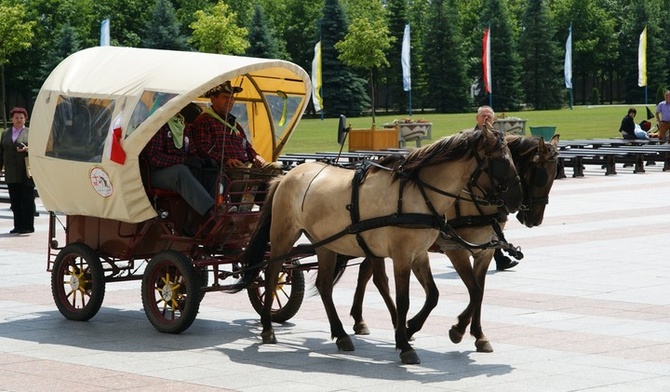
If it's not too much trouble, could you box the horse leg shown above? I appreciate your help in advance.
[351,257,397,335]
[445,249,483,345]
[406,258,439,341]
[393,254,434,365]
[316,249,354,351]
[470,251,494,353]
[260,261,282,344]
[350,257,373,335]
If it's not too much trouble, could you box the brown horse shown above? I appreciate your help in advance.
[349,134,560,353]
[233,126,522,364]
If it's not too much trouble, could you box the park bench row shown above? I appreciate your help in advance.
[556,139,670,178]
[279,138,670,179]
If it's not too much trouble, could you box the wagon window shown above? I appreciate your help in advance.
[127,91,177,136]
[266,92,301,141]
[45,96,114,162]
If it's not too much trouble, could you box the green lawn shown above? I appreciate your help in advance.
[282,104,656,154]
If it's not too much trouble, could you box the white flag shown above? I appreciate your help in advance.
[565,24,572,89]
[100,19,110,46]
[311,41,323,112]
[401,24,411,92]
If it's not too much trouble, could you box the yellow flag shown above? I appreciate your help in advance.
[311,41,323,112]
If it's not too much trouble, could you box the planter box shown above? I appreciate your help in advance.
[383,122,432,147]
[493,118,527,135]
[349,126,398,151]
[529,126,556,141]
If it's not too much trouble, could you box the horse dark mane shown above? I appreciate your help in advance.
[377,128,501,180]
[506,134,558,168]
[505,134,537,167]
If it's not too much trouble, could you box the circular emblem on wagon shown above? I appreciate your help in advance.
[89,166,113,198]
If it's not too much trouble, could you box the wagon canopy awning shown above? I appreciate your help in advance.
[29,46,311,223]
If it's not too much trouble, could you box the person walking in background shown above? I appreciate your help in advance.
[655,91,670,143]
[0,107,36,234]
[474,105,518,271]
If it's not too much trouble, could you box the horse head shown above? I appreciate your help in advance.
[507,134,560,227]
[468,124,523,214]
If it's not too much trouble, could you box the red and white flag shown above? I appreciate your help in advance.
[105,113,126,165]
[482,27,492,94]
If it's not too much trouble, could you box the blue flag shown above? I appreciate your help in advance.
[100,19,110,46]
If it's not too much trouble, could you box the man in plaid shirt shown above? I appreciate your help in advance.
[190,81,282,174]
[141,115,214,218]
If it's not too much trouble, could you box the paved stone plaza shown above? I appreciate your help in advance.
[0,162,669,391]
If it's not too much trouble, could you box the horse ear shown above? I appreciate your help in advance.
[549,134,560,147]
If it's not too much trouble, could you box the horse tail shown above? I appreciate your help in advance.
[333,254,353,285]
[226,178,279,293]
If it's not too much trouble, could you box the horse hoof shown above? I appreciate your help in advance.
[353,323,370,335]
[475,339,493,353]
[261,331,277,344]
[449,326,464,344]
[400,349,420,365]
[336,335,355,351]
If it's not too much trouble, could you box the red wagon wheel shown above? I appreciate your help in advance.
[247,263,305,323]
[51,242,105,321]
[141,250,200,334]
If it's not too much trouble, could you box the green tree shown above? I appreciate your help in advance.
[246,4,281,58]
[93,0,154,47]
[0,3,35,65]
[519,0,564,109]
[551,0,617,104]
[382,0,408,113]
[174,0,215,38]
[0,2,34,123]
[407,0,431,112]
[281,0,321,71]
[423,0,471,113]
[320,0,368,118]
[142,0,190,50]
[190,1,248,54]
[481,0,524,111]
[336,0,394,123]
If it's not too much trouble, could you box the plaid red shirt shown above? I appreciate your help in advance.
[141,124,187,168]
[190,112,258,165]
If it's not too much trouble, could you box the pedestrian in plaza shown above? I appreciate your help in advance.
[655,91,670,143]
[474,105,518,271]
[0,107,36,234]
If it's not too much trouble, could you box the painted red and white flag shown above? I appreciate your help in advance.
[482,27,492,94]
[105,113,126,165]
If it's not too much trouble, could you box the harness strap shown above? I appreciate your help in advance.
[257,212,446,271]
[347,162,378,257]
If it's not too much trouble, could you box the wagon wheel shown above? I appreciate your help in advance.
[51,242,105,321]
[247,263,305,323]
[141,250,200,334]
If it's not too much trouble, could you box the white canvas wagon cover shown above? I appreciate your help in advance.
[29,46,311,223]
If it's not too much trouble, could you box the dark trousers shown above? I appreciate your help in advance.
[8,182,35,231]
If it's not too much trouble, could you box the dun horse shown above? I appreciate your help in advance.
[348,134,560,353]
[233,126,522,364]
